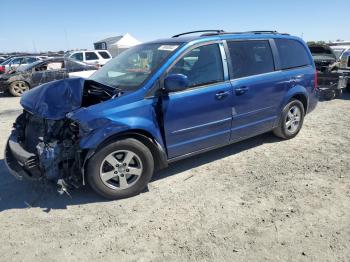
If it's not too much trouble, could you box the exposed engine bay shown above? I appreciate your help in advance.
[5,78,123,192]
[13,110,83,187]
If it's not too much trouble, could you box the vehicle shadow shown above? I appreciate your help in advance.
[0,132,281,212]
[153,132,280,181]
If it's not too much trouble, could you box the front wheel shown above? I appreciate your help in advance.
[87,138,154,199]
[273,100,305,139]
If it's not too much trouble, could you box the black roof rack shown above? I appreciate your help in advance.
[172,30,290,38]
[201,30,290,36]
[172,30,224,38]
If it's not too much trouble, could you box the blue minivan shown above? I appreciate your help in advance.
[5,30,318,199]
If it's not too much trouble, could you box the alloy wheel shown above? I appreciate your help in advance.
[285,105,301,134]
[99,150,143,190]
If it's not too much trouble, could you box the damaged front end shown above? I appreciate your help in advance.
[5,77,119,191]
[5,111,83,188]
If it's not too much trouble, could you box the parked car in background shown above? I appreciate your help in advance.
[308,44,337,72]
[331,47,350,60]
[338,51,350,91]
[0,56,45,74]
[64,50,112,66]
[0,57,97,96]
[5,30,318,199]
[308,43,346,100]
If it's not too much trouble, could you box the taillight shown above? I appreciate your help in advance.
[0,66,5,72]
[314,69,318,89]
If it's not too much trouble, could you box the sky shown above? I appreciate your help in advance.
[1,0,349,52]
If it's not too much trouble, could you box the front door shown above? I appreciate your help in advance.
[162,43,232,159]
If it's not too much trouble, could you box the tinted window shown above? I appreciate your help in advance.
[275,39,311,70]
[70,52,83,61]
[227,40,274,79]
[309,46,333,55]
[85,52,99,60]
[168,44,224,88]
[98,51,111,59]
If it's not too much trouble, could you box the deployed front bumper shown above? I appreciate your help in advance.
[4,131,42,180]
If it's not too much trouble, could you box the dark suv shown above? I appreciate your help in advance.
[5,30,318,199]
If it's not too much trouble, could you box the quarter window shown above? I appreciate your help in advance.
[168,44,224,88]
[275,39,311,70]
[227,40,275,79]
[85,52,99,60]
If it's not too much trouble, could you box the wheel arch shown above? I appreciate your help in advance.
[290,93,308,112]
[81,129,168,184]
[97,129,168,171]
[274,86,308,128]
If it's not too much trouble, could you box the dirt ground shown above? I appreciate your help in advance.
[0,92,349,262]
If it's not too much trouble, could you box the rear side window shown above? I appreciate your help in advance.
[168,44,224,88]
[98,51,111,59]
[85,52,99,60]
[275,39,311,70]
[227,40,275,79]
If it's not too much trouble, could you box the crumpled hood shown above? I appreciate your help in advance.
[21,77,85,120]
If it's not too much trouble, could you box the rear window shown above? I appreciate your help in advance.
[98,51,111,59]
[309,46,333,55]
[85,52,99,60]
[275,39,311,70]
[227,40,275,79]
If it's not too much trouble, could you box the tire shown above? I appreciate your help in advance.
[273,99,305,140]
[86,138,154,199]
[9,81,29,97]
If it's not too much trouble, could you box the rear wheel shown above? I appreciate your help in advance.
[9,81,29,97]
[273,100,305,139]
[87,138,154,199]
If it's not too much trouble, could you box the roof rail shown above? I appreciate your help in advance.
[172,30,225,38]
[201,30,290,36]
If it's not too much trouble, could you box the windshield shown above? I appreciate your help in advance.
[90,43,181,91]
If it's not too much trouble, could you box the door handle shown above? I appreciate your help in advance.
[215,91,230,100]
[235,86,249,95]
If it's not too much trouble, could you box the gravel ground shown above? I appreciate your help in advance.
[0,92,349,262]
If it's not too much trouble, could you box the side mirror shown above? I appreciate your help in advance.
[164,74,189,93]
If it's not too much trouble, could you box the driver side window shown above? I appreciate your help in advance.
[168,44,224,88]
